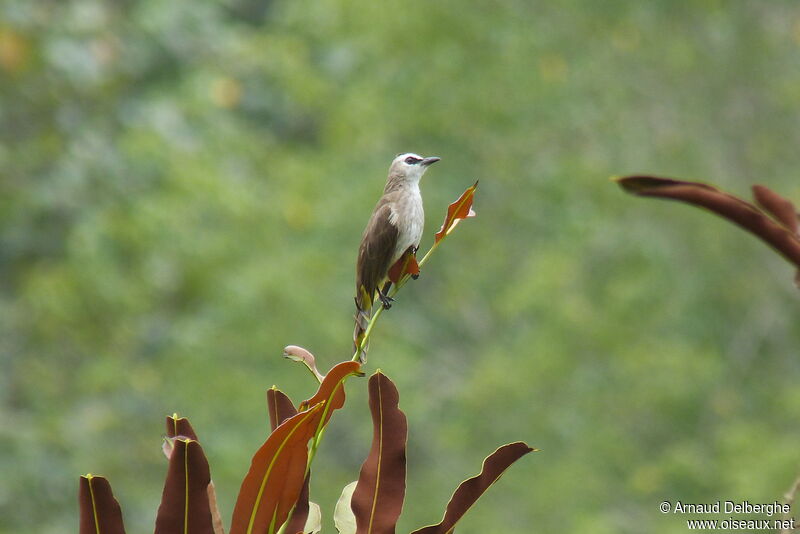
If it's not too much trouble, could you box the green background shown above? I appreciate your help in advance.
[2,1,800,533]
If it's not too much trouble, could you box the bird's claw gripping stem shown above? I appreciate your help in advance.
[377,287,394,309]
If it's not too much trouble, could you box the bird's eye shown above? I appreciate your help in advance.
[405,156,421,165]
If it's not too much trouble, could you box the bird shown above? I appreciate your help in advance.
[353,153,440,362]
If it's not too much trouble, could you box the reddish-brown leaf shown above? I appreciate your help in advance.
[267,388,309,534]
[434,181,478,243]
[410,442,535,534]
[230,404,325,534]
[267,387,298,432]
[165,413,199,441]
[617,176,800,269]
[752,185,798,233]
[387,250,420,284]
[283,472,311,534]
[79,474,126,534]
[298,361,363,428]
[163,414,198,459]
[154,439,215,534]
[161,415,224,534]
[283,345,326,383]
[351,372,408,534]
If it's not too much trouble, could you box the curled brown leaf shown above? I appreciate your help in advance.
[410,442,535,534]
[752,184,798,233]
[434,181,478,243]
[299,361,363,428]
[617,176,800,274]
[283,345,326,383]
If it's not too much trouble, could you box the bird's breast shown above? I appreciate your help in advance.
[389,187,424,262]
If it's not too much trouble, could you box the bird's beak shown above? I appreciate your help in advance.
[421,156,441,167]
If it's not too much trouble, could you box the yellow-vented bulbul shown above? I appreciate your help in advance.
[353,153,440,361]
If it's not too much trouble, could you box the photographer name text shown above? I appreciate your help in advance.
[667,500,789,516]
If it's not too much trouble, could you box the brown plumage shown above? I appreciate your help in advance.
[355,197,401,312]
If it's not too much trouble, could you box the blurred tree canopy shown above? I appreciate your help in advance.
[2,1,800,533]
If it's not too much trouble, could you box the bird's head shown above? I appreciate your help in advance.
[388,153,441,184]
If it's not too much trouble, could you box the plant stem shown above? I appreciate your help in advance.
[306,426,326,475]
[349,240,445,362]
[415,239,441,270]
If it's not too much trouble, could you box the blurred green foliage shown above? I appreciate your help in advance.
[2,1,800,533]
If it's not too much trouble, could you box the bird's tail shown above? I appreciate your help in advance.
[353,286,372,363]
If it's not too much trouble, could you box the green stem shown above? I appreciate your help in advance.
[416,239,441,269]
[307,426,326,474]
[301,362,323,384]
[350,305,385,362]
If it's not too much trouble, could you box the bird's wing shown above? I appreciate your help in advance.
[356,200,399,310]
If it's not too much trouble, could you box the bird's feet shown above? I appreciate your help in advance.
[377,287,394,309]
